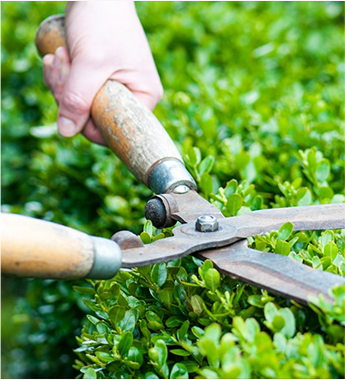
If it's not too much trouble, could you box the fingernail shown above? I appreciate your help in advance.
[58,116,77,137]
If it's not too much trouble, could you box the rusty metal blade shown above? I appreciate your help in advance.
[225,203,345,239]
[196,239,345,304]
[122,203,345,268]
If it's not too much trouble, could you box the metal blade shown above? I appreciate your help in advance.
[122,203,345,268]
[196,239,345,304]
[226,203,345,239]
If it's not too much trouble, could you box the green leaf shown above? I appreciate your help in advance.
[264,302,278,323]
[118,310,137,332]
[170,363,189,379]
[160,288,174,307]
[83,368,97,379]
[87,315,100,326]
[191,294,204,315]
[96,351,113,362]
[151,263,167,287]
[315,159,330,182]
[325,241,338,260]
[272,315,285,331]
[277,222,293,241]
[191,326,204,338]
[321,231,334,248]
[199,155,215,175]
[200,172,213,196]
[145,372,159,379]
[126,347,143,366]
[140,232,152,244]
[170,349,190,357]
[118,332,133,356]
[146,311,164,331]
[279,308,296,338]
[177,320,190,341]
[109,306,126,326]
[276,240,291,255]
[204,323,222,344]
[227,193,243,216]
[73,286,95,295]
[165,316,185,328]
[155,339,168,367]
[188,147,201,167]
[204,268,220,291]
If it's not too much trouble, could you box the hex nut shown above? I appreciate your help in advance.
[195,215,219,232]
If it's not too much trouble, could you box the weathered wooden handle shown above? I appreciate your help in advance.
[35,15,196,193]
[1,213,121,280]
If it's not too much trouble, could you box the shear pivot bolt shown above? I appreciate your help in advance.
[195,215,219,232]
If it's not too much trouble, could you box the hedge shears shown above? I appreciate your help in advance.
[2,15,344,306]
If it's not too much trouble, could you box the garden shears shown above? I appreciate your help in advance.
[2,15,345,306]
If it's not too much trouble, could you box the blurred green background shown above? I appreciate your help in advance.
[1,1,344,378]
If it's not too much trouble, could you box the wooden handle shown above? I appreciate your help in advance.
[1,213,121,279]
[35,15,183,188]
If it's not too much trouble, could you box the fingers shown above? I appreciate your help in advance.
[57,57,111,138]
[42,47,71,104]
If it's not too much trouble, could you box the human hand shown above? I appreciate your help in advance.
[42,1,163,144]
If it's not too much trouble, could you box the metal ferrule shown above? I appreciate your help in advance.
[148,158,197,194]
[88,237,122,279]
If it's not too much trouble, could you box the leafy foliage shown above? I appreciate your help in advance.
[1,1,344,379]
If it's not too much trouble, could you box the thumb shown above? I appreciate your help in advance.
[57,59,109,137]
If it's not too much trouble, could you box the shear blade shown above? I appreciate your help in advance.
[196,239,345,305]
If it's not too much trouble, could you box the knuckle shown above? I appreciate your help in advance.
[61,91,89,114]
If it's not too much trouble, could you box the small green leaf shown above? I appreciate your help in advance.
[140,232,152,244]
[188,147,201,167]
[191,294,204,315]
[155,339,168,367]
[87,315,100,326]
[200,172,213,196]
[146,311,164,331]
[325,241,338,260]
[321,230,334,248]
[204,268,220,291]
[170,363,189,379]
[83,368,97,379]
[279,308,296,338]
[276,240,291,255]
[315,159,330,182]
[109,306,126,326]
[160,288,174,307]
[204,322,222,344]
[96,351,113,362]
[199,155,215,175]
[151,263,167,287]
[145,372,159,379]
[126,347,143,366]
[177,320,190,341]
[272,315,285,331]
[170,349,190,357]
[73,286,95,295]
[118,332,133,356]
[264,302,278,323]
[227,193,243,216]
[118,310,137,332]
[165,316,185,328]
[277,222,293,241]
[191,326,204,338]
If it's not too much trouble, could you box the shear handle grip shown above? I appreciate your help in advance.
[35,15,185,191]
[1,213,121,280]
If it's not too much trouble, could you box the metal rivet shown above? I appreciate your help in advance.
[195,215,219,232]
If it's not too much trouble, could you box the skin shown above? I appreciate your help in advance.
[43,1,163,145]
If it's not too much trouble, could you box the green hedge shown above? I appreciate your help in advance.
[1,1,344,379]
